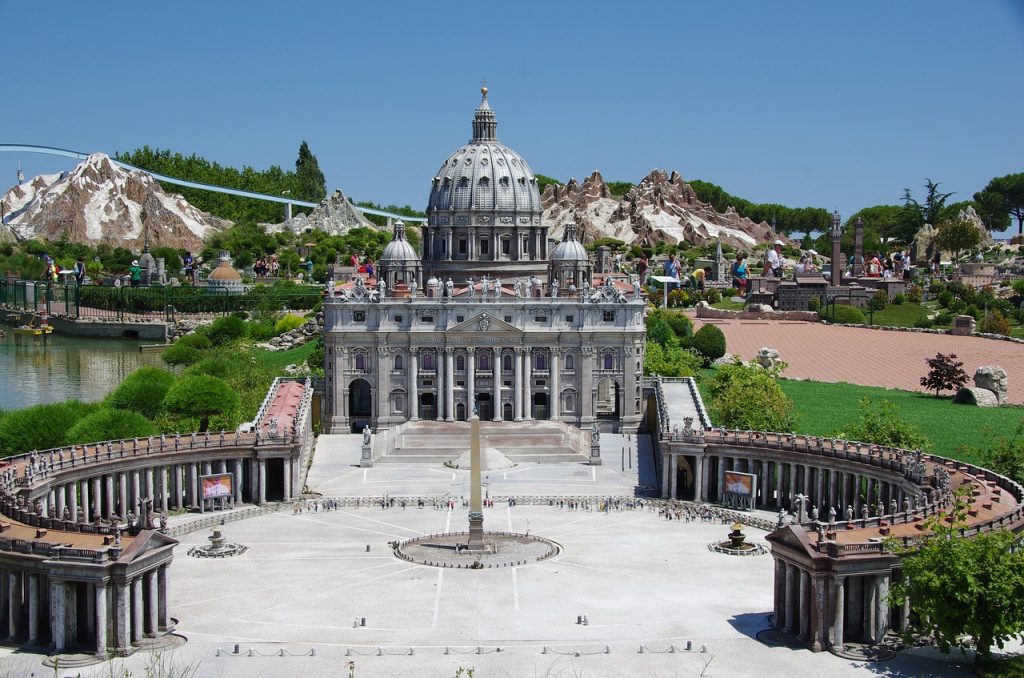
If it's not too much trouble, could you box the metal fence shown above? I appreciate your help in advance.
[0,279,322,321]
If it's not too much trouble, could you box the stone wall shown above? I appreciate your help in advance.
[694,304,819,322]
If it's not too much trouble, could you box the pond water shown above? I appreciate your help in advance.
[0,330,164,411]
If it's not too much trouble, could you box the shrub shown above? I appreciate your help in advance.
[906,285,923,304]
[643,342,703,377]
[964,304,982,322]
[913,316,935,329]
[830,304,866,325]
[687,324,727,366]
[807,296,821,313]
[274,314,306,334]
[838,399,930,450]
[185,355,239,380]
[979,309,1012,336]
[707,364,796,431]
[246,321,276,341]
[868,290,888,311]
[938,291,954,308]
[921,353,968,397]
[306,337,325,374]
[65,408,158,445]
[705,288,722,304]
[163,375,241,432]
[0,401,102,455]
[930,281,947,296]
[205,315,247,346]
[892,293,906,305]
[175,332,213,350]
[934,311,954,326]
[1013,279,1024,297]
[161,343,203,366]
[104,367,175,419]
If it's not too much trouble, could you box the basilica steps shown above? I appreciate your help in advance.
[373,420,590,465]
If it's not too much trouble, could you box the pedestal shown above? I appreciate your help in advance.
[467,511,485,551]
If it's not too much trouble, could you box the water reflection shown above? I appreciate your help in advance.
[0,331,164,410]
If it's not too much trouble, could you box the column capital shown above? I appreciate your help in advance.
[443,347,455,355]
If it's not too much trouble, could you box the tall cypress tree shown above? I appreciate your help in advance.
[295,141,327,203]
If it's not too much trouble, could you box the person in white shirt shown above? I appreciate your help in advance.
[766,240,784,278]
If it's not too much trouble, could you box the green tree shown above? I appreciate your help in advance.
[902,178,956,227]
[643,342,703,377]
[707,363,796,431]
[932,218,981,263]
[957,419,1024,487]
[163,375,240,432]
[889,488,1024,666]
[295,141,327,204]
[837,399,930,450]
[687,324,727,366]
[976,173,1024,234]
[65,408,159,445]
[534,174,562,193]
[0,401,101,455]
[104,367,176,420]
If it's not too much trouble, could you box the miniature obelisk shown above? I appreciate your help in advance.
[467,413,485,550]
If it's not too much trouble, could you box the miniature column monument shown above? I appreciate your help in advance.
[830,210,842,286]
[852,217,865,277]
[467,414,485,550]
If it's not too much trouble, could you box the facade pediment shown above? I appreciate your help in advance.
[447,313,522,335]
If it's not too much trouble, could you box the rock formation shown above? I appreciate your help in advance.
[262,189,377,235]
[542,170,786,250]
[0,154,230,251]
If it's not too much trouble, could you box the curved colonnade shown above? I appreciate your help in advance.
[660,422,1024,653]
[0,378,313,658]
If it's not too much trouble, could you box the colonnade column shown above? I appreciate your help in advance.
[549,349,560,421]
[693,454,705,502]
[114,582,129,651]
[444,347,455,422]
[104,475,114,520]
[467,350,475,417]
[492,348,501,421]
[144,571,157,637]
[92,477,102,520]
[784,563,797,634]
[95,583,108,657]
[409,349,419,421]
[774,560,787,630]
[27,573,39,645]
[131,578,143,643]
[717,456,725,503]
[233,460,244,504]
[523,349,532,420]
[56,487,66,520]
[435,350,445,422]
[283,458,292,502]
[157,565,169,630]
[7,571,21,641]
[667,454,678,499]
[513,349,523,421]
[50,578,66,651]
[661,453,671,500]
[79,481,89,522]
[832,576,845,650]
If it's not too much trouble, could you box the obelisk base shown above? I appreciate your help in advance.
[467,511,485,551]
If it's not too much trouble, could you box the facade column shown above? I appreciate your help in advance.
[92,476,102,520]
[717,455,726,503]
[94,583,108,657]
[466,350,475,418]
[50,578,66,652]
[27,573,39,645]
[104,475,114,520]
[832,576,846,650]
[444,347,455,422]
[549,349,560,421]
[492,348,501,421]
[435,350,445,422]
[7,571,21,641]
[784,563,797,634]
[661,452,671,499]
[258,460,267,504]
[693,454,705,502]
[409,349,419,421]
[523,348,532,420]
[234,460,244,504]
[513,349,523,421]
[864,575,878,642]
[283,458,292,501]
[157,565,169,630]
[774,559,787,630]
[799,569,811,640]
[145,571,158,637]
[118,473,128,520]
[56,485,66,519]
[131,577,143,643]
[114,582,130,651]
[875,574,890,641]
[669,454,678,499]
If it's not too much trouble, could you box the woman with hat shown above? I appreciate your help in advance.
[130,259,142,287]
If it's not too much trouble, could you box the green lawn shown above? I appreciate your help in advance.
[254,341,316,371]
[863,302,931,327]
[711,299,745,311]
[695,371,1023,461]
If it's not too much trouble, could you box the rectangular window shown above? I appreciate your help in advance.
[480,240,490,255]
[503,380,512,387]
[536,380,546,386]
[565,315,574,323]
[394,315,402,323]
[423,380,433,387]
[502,239,510,255]
[457,380,465,387]
[504,315,512,323]
[353,311,366,322]
[534,316,547,323]
[421,316,433,323]
[602,310,615,322]
[458,239,467,255]
[456,315,464,323]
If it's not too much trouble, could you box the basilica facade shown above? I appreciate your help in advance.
[323,89,646,434]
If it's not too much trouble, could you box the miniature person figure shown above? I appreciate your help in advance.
[551,278,559,298]
[845,505,854,521]
[828,506,837,524]
[378,278,386,298]
[362,425,371,446]
[445,277,454,298]
[524,277,533,298]
[513,280,522,298]
[776,508,787,528]
[861,505,869,520]
[159,513,168,531]
[810,504,819,522]
[493,278,501,298]
[889,498,898,515]
[903,497,912,513]
[466,277,475,297]
[409,280,417,297]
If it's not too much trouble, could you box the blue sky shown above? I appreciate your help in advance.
[1,1,1022,232]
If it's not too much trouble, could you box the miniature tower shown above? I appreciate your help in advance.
[830,210,842,286]
[467,414,485,550]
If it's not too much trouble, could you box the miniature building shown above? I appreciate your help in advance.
[206,256,244,294]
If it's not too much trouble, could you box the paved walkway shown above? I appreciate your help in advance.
[693,318,1024,403]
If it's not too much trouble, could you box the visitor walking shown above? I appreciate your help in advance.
[73,257,86,286]
[664,254,681,289]
[766,240,785,278]
[183,251,196,284]
[637,254,649,283]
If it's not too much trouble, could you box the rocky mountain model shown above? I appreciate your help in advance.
[542,169,786,250]
[262,188,377,235]
[0,153,230,251]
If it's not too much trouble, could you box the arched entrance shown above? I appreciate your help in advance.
[476,393,493,421]
[456,403,467,421]
[348,379,372,433]
[595,378,621,420]
[419,393,436,420]
[532,392,548,420]
[502,402,513,421]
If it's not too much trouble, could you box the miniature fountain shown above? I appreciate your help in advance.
[708,521,768,556]
[187,524,248,558]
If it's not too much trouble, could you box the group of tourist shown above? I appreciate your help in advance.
[856,250,913,280]
[252,254,280,278]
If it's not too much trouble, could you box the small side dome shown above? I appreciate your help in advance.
[379,221,418,262]
[208,256,242,281]
[550,223,589,262]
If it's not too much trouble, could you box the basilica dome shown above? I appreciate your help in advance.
[550,223,589,262]
[427,87,542,218]
[379,221,418,262]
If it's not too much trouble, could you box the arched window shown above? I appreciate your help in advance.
[503,354,513,372]
[456,355,465,371]
[603,353,613,370]
[479,352,490,370]
[423,353,433,371]
[395,395,405,413]
[458,177,469,187]
[479,176,490,186]
[355,354,366,371]
[499,176,510,187]
[394,355,403,371]
[536,353,546,370]
[565,393,575,412]
[565,354,574,371]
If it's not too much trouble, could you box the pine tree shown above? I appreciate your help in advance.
[295,141,327,203]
